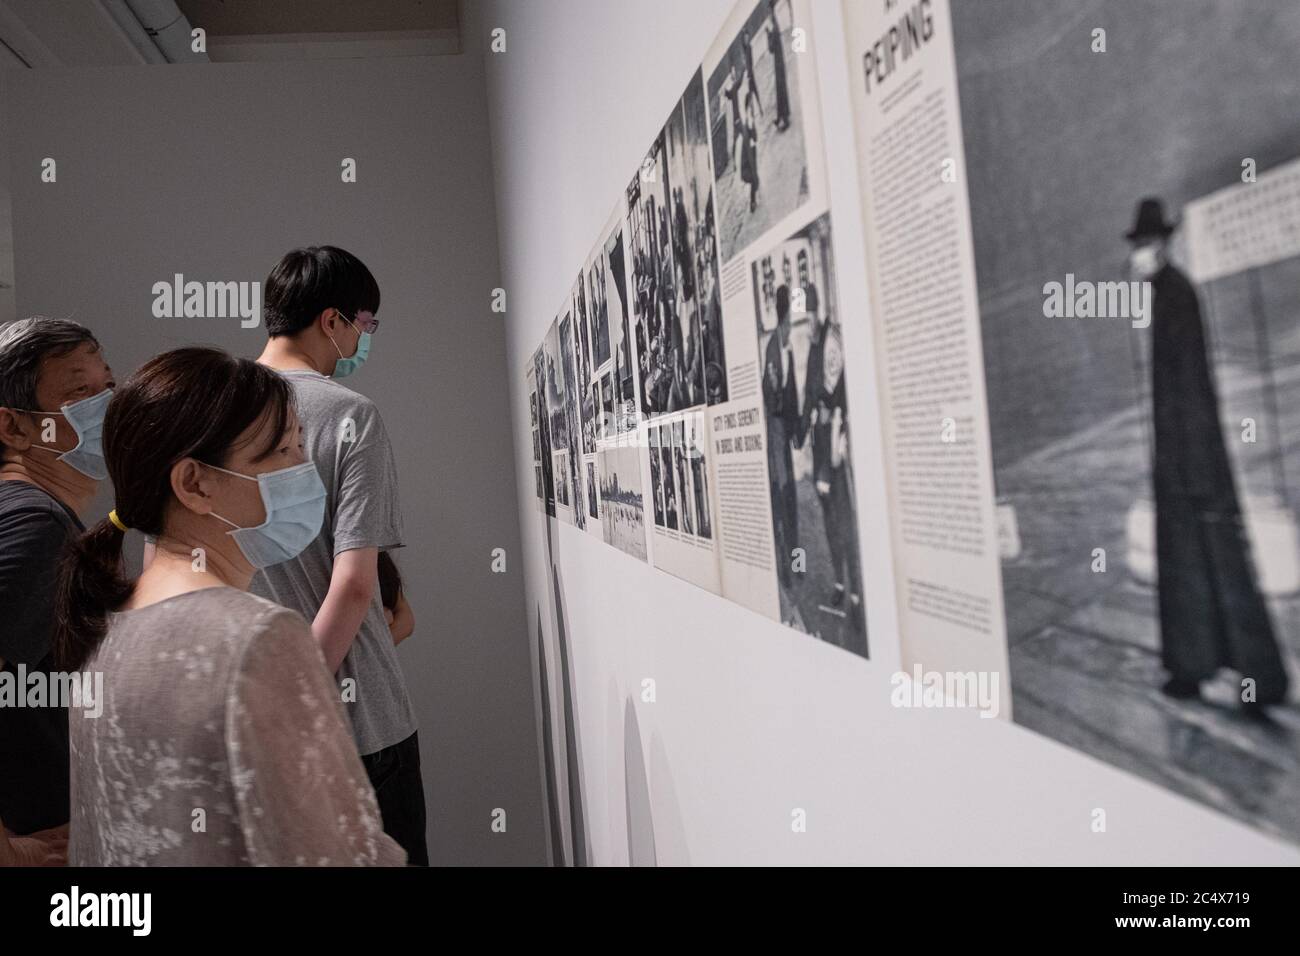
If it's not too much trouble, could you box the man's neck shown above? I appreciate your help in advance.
[258,336,326,374]
[0,457,96,516]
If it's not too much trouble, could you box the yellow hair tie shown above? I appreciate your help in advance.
[107,509,128,533]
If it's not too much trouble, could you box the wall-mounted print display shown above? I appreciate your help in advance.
[524,0,866,659]
[844,0,1300,842]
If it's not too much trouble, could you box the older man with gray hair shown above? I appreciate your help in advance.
[0,317,114,855]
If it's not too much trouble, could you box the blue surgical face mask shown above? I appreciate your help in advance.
[205,460,327,568]
[329,313,371,379]
[22,387,113,480]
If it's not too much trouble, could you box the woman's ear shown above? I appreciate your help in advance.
[170,458,214,516]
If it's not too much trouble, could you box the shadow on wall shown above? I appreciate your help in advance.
[536,508,694,865]
[623,698,656,866]
[534,510,590,866]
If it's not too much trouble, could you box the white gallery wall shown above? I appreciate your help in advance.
[4,50,544,865]
[481,0,1300,864]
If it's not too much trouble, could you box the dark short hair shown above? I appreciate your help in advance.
[0,316,99,412]
[262,245,380,337]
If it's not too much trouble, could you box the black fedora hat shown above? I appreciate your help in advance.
[1124,197,1178,241]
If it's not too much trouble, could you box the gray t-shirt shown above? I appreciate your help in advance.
[250,369,416,756]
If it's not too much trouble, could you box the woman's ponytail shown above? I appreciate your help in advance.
[54,517,132,671]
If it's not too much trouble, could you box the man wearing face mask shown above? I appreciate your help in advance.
[1127,198,1288,707]
[250,246,427,865]
[0,317,114,844]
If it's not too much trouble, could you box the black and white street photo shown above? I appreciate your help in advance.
[955,0,1300,841]
[666,70,729,406]
[706,0,807,264]
[628,133,707,418]
[753,212,865,656]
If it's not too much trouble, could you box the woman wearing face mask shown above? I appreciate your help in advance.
[53,346,405,866]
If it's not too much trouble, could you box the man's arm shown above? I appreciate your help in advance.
[313,547,378,674]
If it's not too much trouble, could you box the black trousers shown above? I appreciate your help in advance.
[361,731,429,866]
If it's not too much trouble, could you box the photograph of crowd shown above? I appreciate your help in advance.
[665,70,729,406]
[753,213,865,655]
[629,128,708,417]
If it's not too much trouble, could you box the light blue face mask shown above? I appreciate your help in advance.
[205,460,327,568]
[22,387,113,480]
[329,313,371,379]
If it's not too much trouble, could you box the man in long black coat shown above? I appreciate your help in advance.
[767,0,791,131]
[763,284,800,589]
[1127,197,1288,707]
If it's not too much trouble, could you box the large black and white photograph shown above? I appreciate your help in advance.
[629,133,708,418]
[706,0,808,264]
[666,69,729,406]
[954,0,1300,841]
[598,443,650,562]
[753,212,866,656]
